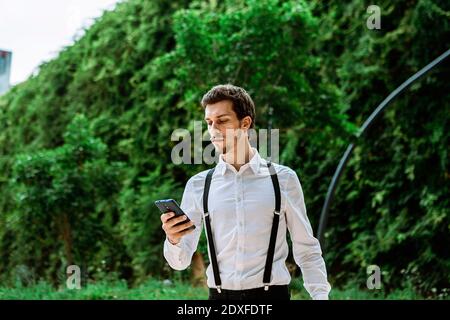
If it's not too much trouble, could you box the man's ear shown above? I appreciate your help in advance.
[241,116,252,130]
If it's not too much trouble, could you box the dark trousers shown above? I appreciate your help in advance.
[208,285,290,301]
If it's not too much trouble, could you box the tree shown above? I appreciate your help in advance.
[8,114,124,285]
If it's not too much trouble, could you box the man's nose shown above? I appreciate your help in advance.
[209,129,221,137]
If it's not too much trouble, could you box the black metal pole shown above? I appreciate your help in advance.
[317,48,450,247]
[268,105,273,161]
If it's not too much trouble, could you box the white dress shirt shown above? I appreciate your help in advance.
[164,148,331,300]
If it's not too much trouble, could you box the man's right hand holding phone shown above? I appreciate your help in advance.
[160,212,196,245]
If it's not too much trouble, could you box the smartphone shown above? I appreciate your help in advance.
[154,199,196,230]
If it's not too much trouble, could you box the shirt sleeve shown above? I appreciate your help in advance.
[163,176,204,271]
[284,169,332,300]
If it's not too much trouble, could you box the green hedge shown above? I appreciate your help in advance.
[0,0,448,297]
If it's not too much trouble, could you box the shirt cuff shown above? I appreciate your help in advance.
[313,293,329,300]
[165,237,183,252]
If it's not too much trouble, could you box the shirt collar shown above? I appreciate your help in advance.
[216,147,262,176]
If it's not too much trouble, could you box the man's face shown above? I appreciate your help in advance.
[204,100,250,155]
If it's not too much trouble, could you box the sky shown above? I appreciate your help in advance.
[0,0,122,85]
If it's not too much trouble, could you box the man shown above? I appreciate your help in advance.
[161,84,331,300]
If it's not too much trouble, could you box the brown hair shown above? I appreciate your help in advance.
[201,84,256,128]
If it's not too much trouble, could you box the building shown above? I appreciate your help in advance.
[0,49,12,95]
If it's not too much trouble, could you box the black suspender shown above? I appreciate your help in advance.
[203,167,222,292]
[263,161,281,290]
[202,161,281,292]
